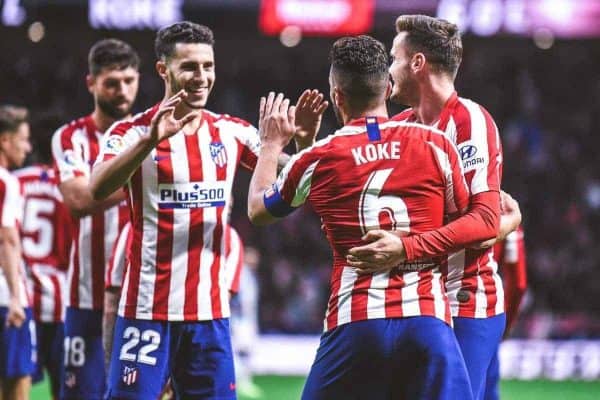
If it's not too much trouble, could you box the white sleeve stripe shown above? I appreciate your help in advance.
[460,100,491,194]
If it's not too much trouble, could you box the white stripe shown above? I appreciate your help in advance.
[431,270,447,321]
[400,271,420,316]
[426,141,461,214]
[446,249,465,316]
[78,216,93,309]
[366,272,390,319]
[334,267,358,329]
[474,274,488,318]
[459,99,491,194]
[135,154,158,317]
[167,133,190,317]
[36,273,55,322]
[489,252,505,314]
[198,124,218,319]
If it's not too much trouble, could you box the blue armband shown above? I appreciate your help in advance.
[263,185,297,218]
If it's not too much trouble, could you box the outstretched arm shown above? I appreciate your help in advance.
[248,92,296,225]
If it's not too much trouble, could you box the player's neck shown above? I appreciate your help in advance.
[413,75,455,126]
[0,153,8,169]
[91,110,126,133]
[343,104,388,125]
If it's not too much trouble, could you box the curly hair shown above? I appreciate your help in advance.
[395,15,462,78]
[155,21,214,60]
[88,39,139,76]
[329,35,390,111]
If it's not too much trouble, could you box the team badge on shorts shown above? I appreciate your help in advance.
[209,141,228,167]
[122,366,138,386]
[65,371,77,388]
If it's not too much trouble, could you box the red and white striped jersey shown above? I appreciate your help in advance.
[268,117,470,332]
[0,166,28,308]
[51,115,129,310]
[393,92,504,318]
[224,225,244,294]
[97,105,260,321]
[15,165,72,322]
[106,221,132,289]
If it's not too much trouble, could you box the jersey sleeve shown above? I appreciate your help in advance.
[501,227,527,333]
[264,149,320,218]
[96,122,143,166]
[0,174,22,228]
[51,125,91,183]
[216,116,261,171]
[453,102,502,195]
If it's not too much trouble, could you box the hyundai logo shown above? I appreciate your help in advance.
[459,145,477,160]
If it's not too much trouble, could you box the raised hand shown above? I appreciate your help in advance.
[259,92,296,149]
[149,90,199,145]
[294,89,329,150]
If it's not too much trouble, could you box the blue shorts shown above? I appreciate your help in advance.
[61,307,105,400]
[453,314,506,400]
[483,351,500,400]
[32,321,64,398]
[0,307,36,379]
[106,316,236,400]
[302,317,473,400]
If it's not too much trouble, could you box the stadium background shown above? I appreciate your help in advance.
[1,0,599,398]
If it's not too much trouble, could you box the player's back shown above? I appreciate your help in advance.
[15,165,72,322]
[277,117,469,330]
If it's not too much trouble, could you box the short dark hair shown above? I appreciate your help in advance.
[0,105,28,135]
[155,21,214,60]
[88,39,140,76]
[330,35,390,111]
[395,15,462,78]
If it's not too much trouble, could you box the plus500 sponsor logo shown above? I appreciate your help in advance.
[158,182,226,209]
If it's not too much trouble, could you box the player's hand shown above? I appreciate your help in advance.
[470,190,522,249]
[259,92,296,149]
[6,298,25,328]
[149,90,199,145]
[294,89,328,151]
[346,230,407,275]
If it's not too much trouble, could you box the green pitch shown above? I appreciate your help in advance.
[31,376,600,399]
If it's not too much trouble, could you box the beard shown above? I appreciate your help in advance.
[97,96,132,120]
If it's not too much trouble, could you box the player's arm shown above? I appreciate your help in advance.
[91,91,197,200]
[248,93,297,225]
[472,190,521,249]
[0,226,25,327]
[347,134,499,272]
[59,177,124,218]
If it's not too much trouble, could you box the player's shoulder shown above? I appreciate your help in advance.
[108,106,158,136]
[0,166,19,188]
[52,115,91,142]
[207,110,256,133]
[391,108,415,122]
[453,96,497,129]
[13,165,55,181]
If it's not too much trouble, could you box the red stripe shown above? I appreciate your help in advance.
[0,179,5,226]
[209,124,228,318]
[51,274,62,321]
[350,275,371,321]
[88,135,105,310]
[124,170,143,318]
[152,140,174,319]
[384,271,404,318]
[416,270,435,316]
[70,224,80,308]
[32,273,42,321]
[326,265,344,330]
[184,131,203,319]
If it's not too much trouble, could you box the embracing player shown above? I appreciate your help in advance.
[51,39,139,399]
[347,15,522,399]
[246,35,502,399]
[90,21,321,399]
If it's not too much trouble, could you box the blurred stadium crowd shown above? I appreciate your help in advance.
[2,20,599,338]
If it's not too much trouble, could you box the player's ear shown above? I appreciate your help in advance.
[85,74,95,95]
[411,53,426,73]
[156,60,168,81]
[385,80,393,100]
[333,87,344,107]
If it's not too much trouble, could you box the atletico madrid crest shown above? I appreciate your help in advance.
[122,366,138,386]
[210,141,228,168]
